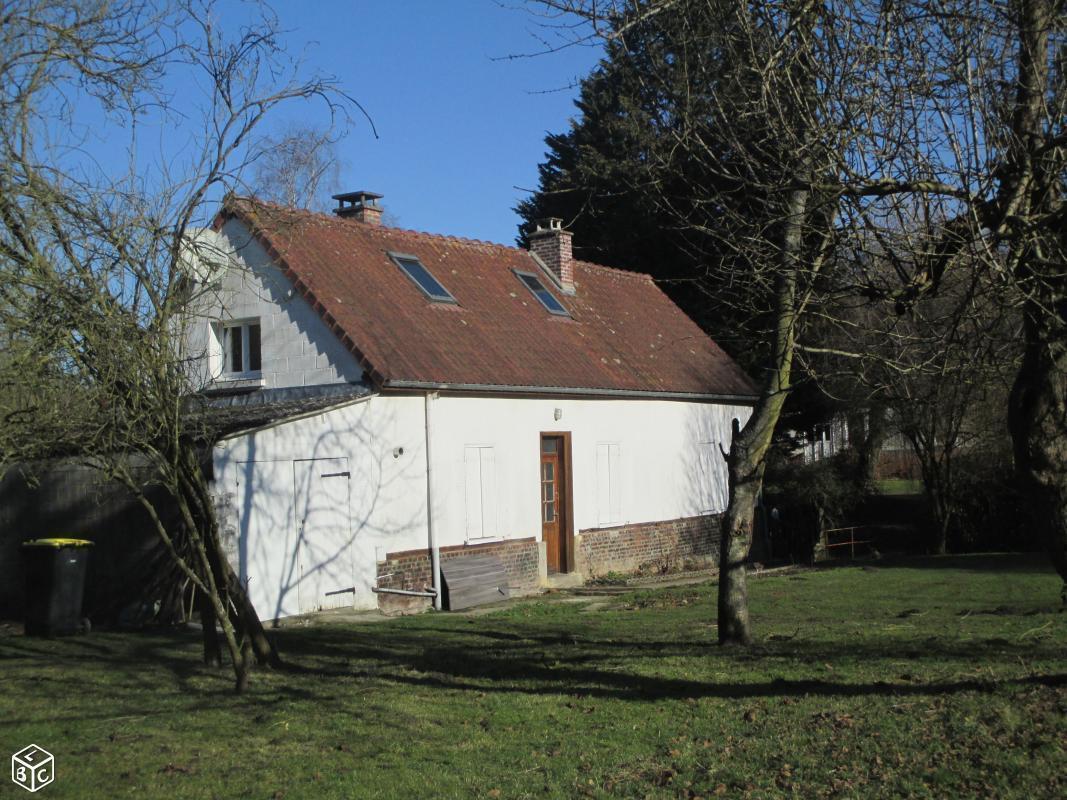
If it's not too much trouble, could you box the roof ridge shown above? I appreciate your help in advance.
[231,194,521,255]
[575,259,655,282]
[231,197,659,275]
[355,222,521,254]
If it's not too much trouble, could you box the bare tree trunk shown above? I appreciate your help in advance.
[1002,0,1066,605]
[179,447,281,668]
[123,475,243,681]
[1009,323,1067,604]
[914,453,950,555]
[210,537,281,667]
[930,487,951,556]
[717,177,808,644]
[167,469,248,691]
[235,637,253,694]
[933,462,955,556]
[718,435,763,645]
[198,591,222,667]
[232,580,280,667]
[933,501,951,556]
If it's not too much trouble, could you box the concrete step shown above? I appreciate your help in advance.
[543,571,585,590]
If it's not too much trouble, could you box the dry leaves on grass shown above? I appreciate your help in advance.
[811,711,856,730]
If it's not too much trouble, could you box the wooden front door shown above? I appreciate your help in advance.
[541,435,568,572]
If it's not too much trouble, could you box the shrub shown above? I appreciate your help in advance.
[949,452,1038,552]
[763,449,863,563]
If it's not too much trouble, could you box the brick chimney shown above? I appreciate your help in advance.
[528,218,574,294]
[332,190,383,225]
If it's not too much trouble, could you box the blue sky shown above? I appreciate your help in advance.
[225,1,603,244]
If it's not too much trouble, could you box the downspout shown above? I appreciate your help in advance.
[424,391,442,610]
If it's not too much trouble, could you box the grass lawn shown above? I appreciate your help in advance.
[873,478,923,496]
[1,555,1064,799]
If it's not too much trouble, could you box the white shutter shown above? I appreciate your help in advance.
[608,443,621,523]
[597,443,622,525]
[465,446,497,541]
[464,447,483,540]
[697,442,712,513]
[716,441,729,512]
[699,441,727,513]
[596,443,611,525]
[479,447,497,539]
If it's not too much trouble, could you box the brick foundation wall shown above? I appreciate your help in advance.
[376,537,541,615]
[576,514,722,578]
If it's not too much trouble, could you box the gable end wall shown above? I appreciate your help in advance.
[184,218,363,390]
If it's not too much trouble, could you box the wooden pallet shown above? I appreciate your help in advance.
[441,554,511,611]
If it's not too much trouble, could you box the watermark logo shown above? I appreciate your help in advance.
[11,745,54,793]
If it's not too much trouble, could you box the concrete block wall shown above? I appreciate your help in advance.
[576,513,722,577]
[184,218,364,390]
[376,537,541,615]
[210,486,240,569]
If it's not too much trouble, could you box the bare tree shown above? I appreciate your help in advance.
[535,0,898,644]
[895,325,1016,555]
[842,0,1067,593]
[536,0,1065,637]
[838,260,1020,554]
[0,0,359,691]
[250,123,343,211]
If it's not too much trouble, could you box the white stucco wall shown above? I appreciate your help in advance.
[183,218,363,390]
[214,391,752,618]
[429,395,751,540]
[213,394,427,619]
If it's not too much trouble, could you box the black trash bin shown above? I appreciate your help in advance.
[21,538,94,636]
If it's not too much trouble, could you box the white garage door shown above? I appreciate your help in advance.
[293,458,354,613]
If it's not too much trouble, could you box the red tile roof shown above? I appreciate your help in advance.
[221,198,757,401]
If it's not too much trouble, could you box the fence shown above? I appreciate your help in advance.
[0,460,173,621]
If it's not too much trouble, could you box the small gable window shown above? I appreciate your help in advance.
[515,270,569,316]
[222,320,261,374]
[389,252,456,303]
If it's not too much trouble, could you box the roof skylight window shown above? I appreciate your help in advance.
[390,253,456,303]
[515,271,570,316]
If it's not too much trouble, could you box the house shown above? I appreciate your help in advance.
[184,192,757,619]
[788,411,919,480]
[795,416,851,463]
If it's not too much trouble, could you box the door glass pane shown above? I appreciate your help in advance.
[544,501,555,522]
[542,438,557,454]
[542,462,554,482]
